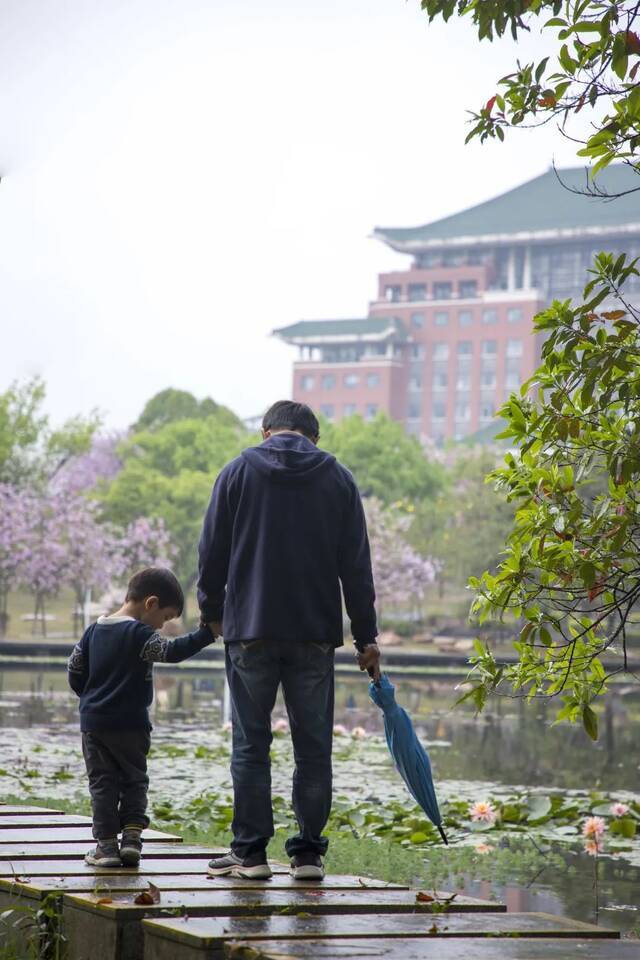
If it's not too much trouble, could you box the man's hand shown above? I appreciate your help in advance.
[203,621,222,639]
[356,643,381,683]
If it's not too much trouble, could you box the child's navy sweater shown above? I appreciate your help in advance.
[67,615,212,731]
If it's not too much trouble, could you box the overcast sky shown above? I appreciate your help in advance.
[0,0,582,429]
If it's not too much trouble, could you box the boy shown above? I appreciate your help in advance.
[67,566,216,867]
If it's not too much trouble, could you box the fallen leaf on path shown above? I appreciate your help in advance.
[416,892,435,902]
[134,882,161,905]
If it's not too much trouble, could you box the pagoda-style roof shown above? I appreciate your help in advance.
[374,165,640,252]
[273,316,407,345]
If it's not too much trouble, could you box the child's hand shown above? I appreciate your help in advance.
[205,620,222,639]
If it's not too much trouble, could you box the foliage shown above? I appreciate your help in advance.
[421,0,640,182]
[103,417,252,589]
[364,498,436,616]
[133,387,243,433]
[466,254,640,731]
[0,378,98,486]
[321,413,443,504]
[411,449,515,596]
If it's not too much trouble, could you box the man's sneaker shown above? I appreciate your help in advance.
[207,850,272,879]
[85,841,121,867]
[290,853,325,881]
[120,834,143,867]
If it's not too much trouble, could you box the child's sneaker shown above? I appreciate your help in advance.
[120,832,143,867]
[207,850,272,879]
[85,840,121,867]
[290,853,325,880]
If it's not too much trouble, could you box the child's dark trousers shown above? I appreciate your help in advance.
[81,729,151,840]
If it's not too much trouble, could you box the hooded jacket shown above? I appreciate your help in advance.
[196,433,377,649]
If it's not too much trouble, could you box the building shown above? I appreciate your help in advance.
[274,166,640,443]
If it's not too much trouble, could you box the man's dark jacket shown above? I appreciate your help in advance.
[197,433,377,649]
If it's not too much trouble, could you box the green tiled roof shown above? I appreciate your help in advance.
[374,165,640,250]
[274,316,407,340]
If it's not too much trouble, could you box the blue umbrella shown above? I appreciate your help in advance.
[369,674,448,844]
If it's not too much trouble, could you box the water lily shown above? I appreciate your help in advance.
[469,801,497,824]
[333,724,349,737]
[474,842,494,855]
[584,839,603,856]
[272,718,289,733]
[582,816,606,838]
[222,721,232,733]
[610,802,630,817]
[351,726,368,739]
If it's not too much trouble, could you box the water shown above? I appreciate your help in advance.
[0,665,638,935]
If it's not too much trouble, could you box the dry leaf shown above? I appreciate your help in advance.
[416,891,434,903]
[134,882,161,905]
[428,923,439,935]
[94,897,113,905]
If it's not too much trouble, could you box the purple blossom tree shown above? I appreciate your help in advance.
[19,489,74,636]
[364,498,436,621]
[52,433,123,496]
[111,516,175,582]
[0,485,31,637]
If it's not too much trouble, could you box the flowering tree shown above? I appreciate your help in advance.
[364,498,436,620]
[53,433,123,496]
[0,485,31,637]
[111,517,175,582]
[19,490,74,635]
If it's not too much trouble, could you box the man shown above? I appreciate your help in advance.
[197,400,380,881]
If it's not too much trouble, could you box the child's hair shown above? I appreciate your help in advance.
[262,400,320,441]
[125,567,184,616]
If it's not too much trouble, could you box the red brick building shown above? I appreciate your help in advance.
[275,167,640,442]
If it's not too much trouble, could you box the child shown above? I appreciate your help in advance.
[67,566,216,867]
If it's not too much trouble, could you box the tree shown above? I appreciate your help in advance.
[0,486,30,637]
[467,254,640,738]
[102,417,252,594]
[411,449,516,597]
[365,498,436,620]
[418,0,640,730]
[321,414,443,504]
[421,0,640,187]
[0,378,98,486]
[133,388,243,433]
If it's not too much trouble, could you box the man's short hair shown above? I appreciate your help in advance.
[262,401,320,441]
[126,567,184,615]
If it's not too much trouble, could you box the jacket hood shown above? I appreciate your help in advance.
[241,433,336,483]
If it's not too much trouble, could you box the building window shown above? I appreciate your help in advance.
[344,374,359,388]
[411,312,425,329]
[432,401,447,420]
[385,285,402,302]
[301,375,315,391]
[481,371,497,388]
[343,403,357,416]
[432,371,448,390]
[321,374,336,390]
[482,309,498,325]
[365,404,378,421]
[459,280,478,298]
[408,283,427,302]
[506,338,523,357]
[458,310,473,327]
[456,372,471,390]
[433,342,449,361]
[434,311,449,326]
[320,404,334,419]
[481,340,498,357]
[366,373,381,388]
[364,343,388,357]
[508,307,523,323]
[505,370,521,389]
[433,282,453,300]
[457,340,473,356]
[455,401,471,421]
[410,344,426,360]
[407,401,421,419]
[480,397,495,420]
[409,374,422,391]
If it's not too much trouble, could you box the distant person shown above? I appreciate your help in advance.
[67,567,216,867]
[198,400,380,881]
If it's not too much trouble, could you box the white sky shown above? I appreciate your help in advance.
[0,0,582,428]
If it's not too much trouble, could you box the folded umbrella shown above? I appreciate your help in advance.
[369,673,448,844]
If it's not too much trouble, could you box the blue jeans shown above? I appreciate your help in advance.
[225,638,335,858]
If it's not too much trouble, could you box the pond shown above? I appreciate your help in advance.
[0,663,638,936]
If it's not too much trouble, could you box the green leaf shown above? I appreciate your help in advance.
[526,795,552,821]
[582,705,599,741]
[409,831,429,844]
[610,818,636,839]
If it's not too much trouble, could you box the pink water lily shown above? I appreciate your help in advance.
[351,726,368,739]
[474,842,494,855]
[469,801,497,824]
[582,816,606,838]
[610,802,630,817]
[584,839,604,856]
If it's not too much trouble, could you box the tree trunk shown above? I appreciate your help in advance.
[0,587,8,640]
